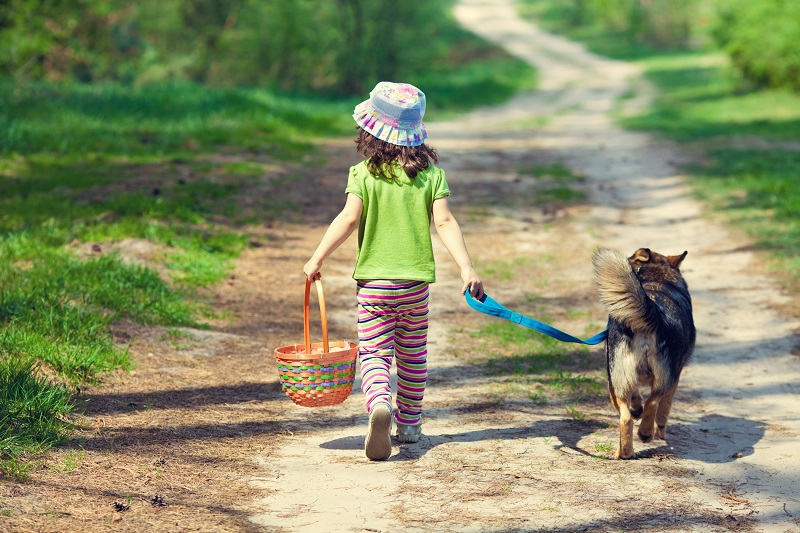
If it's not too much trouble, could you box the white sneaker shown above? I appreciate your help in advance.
[395,421,422,443]
[365,404,392,460]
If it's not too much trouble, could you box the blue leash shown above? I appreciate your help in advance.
[464,291,608,345]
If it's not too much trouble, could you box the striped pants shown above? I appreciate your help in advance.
[356,280,429,425]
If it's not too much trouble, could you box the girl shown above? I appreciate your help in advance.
[303,81,484,461]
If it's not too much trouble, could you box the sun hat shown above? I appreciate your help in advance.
[353,81,428,147]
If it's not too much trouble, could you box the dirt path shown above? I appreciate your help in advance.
[4,1,799,532]
[249,1,800,531]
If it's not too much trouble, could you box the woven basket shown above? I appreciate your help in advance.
[274,279,358,407]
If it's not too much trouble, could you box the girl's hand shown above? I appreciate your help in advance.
[460,266,484,299]
[304,260,322,282]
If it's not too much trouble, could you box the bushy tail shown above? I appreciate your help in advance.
[592,248,656,333]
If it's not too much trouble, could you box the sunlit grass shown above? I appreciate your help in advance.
[472,316,603,407]
[0,81,352,159]
[0,359,75,481]
[623,53,800,141]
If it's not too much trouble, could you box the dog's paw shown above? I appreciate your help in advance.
[637,429,653,443]
[615,447,635,460]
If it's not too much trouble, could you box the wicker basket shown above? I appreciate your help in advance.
[274,279,358,407]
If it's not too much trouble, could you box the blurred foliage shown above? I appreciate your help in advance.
[0,0,461,95]
[519,0,698,51]
[711,0,800,91]
[520,0,800,92]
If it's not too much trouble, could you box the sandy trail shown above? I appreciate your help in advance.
[249,1,800,531]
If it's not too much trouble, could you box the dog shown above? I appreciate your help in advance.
[592,247,696,459]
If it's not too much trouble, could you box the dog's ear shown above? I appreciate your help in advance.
[667,251,688,269]
[632,248,651,263]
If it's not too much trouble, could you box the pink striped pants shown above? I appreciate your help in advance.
[356,280,429,425]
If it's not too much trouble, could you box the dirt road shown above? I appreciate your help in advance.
[249,1,800,531]
[4,1,798,532]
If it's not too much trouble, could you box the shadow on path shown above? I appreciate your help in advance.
[319,413,767,464]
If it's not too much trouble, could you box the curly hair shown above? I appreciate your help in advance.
[355,127,439,180]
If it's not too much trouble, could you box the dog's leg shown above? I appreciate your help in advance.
[654,382,679,440]
[637,390,663,443]
[608,381,620,413]
[615,396,636,459]
[629,390,643,419]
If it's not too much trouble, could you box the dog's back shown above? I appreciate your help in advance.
[592,247,696,459]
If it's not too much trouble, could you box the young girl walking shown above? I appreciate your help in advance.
[303,81,484,461]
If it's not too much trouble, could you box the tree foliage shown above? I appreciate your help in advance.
[0,0,452,95]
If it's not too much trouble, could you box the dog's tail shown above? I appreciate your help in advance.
[592,248,657,333]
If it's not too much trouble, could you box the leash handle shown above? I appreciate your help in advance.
[464,291,608,345]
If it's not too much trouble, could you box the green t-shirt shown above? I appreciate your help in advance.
[345,161,450,282]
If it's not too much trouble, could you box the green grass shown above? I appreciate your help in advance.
[467,259,604,407]
[473,317,603,406]
[0,81,353,159]
[0,359,75,480]
[594,442,615,454]
[689,149,800,280]
[622,53,800,141]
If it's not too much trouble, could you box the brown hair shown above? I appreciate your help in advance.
[355,127,439,180]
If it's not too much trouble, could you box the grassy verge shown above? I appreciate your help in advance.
[518,0,800,298]
[456,251,608,419]
[0,22,537,478]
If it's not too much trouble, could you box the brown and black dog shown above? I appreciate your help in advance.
[592,248,696,459]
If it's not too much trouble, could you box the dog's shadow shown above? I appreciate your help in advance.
[666,413,765,463]
[319,414,765,463]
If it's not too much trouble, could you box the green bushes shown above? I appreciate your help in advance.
[521,0,800,92]
[712,0,800,91]
[519,0,698,52]
[591,0,695,49]
[0,0,465,95]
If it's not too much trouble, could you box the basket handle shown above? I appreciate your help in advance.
[303,278,329,355]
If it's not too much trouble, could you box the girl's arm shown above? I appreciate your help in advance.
[432,197,484,298]
[303,193,363,281]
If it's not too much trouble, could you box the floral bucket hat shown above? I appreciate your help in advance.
[353,81,428,147]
